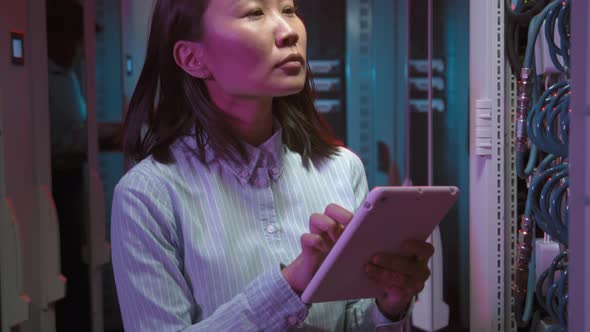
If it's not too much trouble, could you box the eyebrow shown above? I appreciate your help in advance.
[231,0,282,7]
[231,0,255,5]
[230,0,292,11]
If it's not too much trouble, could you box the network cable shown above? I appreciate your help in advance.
[509,1,571,329]
[526,81,570,158]
[528,162,568,245]
[535,252,568,331]
[505,0,549,75]
[543,0,571,74]
[516,153,563,324]
[515,0,569,180]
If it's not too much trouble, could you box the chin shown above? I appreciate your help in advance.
[272,79,306,97]
[275,86,305,97]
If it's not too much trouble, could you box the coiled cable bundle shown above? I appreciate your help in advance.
[509,0,571,330]
[535,252,568,332]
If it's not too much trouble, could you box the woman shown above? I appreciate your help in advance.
[111,0,433,331]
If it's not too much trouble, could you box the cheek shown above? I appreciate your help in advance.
[206,36,272,89]
[299,25,308,52]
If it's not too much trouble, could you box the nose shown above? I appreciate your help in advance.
[275,17,299,48]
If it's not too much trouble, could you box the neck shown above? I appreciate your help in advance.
[206,83,274,147]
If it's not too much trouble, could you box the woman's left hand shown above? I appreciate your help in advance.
[365,240,434,320]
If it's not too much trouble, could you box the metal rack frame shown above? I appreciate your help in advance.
[469,0,518,331]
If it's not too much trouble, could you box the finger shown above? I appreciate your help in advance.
[414,263,431,282]
[367,265,422,299]
[323,204,354,227]
[372,254,431,284]
[309,213,342,242]
[371,254,413,273]
[395,280,426,298]
[399,240,435,261]
[300,233,331,254]
[366,264,408,288]
[365,264,411,289]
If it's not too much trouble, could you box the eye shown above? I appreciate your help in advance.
[283,5,298,16]
[245,8,264,18]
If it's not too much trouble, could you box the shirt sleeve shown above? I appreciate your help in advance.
[111,170,309,332]
[348,149,369,210]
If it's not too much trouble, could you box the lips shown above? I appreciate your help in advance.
[276,54,305,67]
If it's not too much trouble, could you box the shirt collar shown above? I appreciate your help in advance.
[221,125,284,185]
[177,120,284,187]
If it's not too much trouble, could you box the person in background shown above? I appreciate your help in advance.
[46,1,120,330]
[111,0,433,331]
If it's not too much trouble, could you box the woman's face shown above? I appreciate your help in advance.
[199,0,307,98]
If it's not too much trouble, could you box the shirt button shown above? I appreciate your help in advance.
[240,170,250,178]
[265,224,278,234]
[270,167,280,175]
[287,316,299,326]
[256,178,268,187]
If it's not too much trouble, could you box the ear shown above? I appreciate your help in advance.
[173,40,211,79]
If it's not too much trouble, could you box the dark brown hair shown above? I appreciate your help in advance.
[123,0,341,165]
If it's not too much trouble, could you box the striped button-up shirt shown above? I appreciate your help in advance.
[111,127,409,331]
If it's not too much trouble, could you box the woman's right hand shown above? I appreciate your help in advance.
[281,204,354,296]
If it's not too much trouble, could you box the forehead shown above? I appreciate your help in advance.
[208,0,291,9]
[204,0,245,14]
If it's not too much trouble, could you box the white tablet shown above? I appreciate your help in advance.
[301,186,459,304]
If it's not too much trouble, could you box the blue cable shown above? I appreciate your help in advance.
[538,168,568,245]
[542,252,567,320]
[564,190,569,228]
[532,170,567,243]
[521,153,559,322]
[545,94,569,148]
[561,108,569,145]
[516,145,539,179]
[538,86,569,156]
[536,267,550,312]
[516,1,571,328]
[557,0,570,67]
[529,164,568,242]
[549,177,568,233]
[542,0,570,74]
[544,2,566,73]
[524,0,560,68]
[515,0,557,180]
[557,270,568,327]
[531,84,569,156]
[527,82,570,157]
[524,154,558,216]
[511,0,525,12]
[529,164,567,237]
[522,239,537,322]
[526,81,566,138]
[546,262,567,328]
